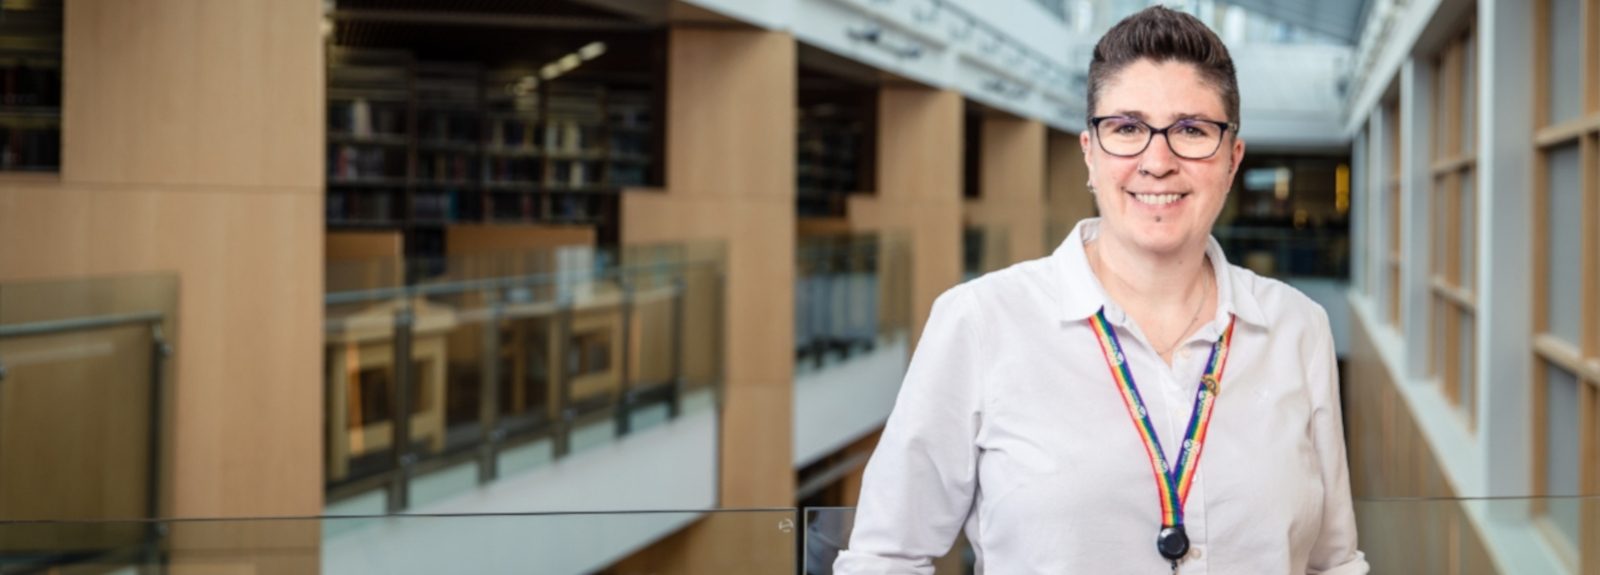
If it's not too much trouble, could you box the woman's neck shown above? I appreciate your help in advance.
[1090,231,1209,308]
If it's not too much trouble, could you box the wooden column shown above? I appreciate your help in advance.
[620,26,797,508]
[0,0,324,571]
[0,0,325,519]
[1045,129,1096,250]
[847,87,963,346]
[962,113,1047,266]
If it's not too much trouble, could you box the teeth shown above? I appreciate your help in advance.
[1133,193,1183,206]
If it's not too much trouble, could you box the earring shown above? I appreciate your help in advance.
[1087,179,1095,194]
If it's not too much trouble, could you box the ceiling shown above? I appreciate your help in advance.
[1221,0,1372,43]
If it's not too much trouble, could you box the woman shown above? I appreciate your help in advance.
[833,7,1367,574]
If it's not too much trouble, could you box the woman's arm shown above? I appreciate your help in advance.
[833,287,987,575]
[1306,308,1370,575]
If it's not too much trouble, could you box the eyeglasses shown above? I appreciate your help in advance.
[1089,116,1237,160]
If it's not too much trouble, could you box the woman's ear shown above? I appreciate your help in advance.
[1228,136,1246,179]
[1080,130,1096,183]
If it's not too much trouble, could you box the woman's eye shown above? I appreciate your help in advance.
[1115,124,1142,135]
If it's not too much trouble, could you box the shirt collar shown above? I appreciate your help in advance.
[1053,218,1269,330]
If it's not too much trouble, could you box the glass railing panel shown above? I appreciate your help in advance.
[324,241,726,513]
[0,509,798,575]
[962,225,1010,283]
[811,498,1600,574]
[1212,225,1350,279]
[0,274,176,529]
[795,231,911,375]
[805,507,973,574]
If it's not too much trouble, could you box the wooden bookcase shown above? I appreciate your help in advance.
[326,47,656,256]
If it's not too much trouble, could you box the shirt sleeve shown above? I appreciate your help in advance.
[1305,307,1370,575]
[833,286,986,575]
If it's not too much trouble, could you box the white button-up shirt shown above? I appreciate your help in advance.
[835,219,1368,574]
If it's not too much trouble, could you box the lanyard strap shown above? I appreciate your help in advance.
[1088,308,1236,528]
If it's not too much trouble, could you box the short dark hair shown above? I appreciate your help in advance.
[1087,6,1239,127]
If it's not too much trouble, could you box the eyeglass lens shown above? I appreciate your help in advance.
[1096,118,1225,159]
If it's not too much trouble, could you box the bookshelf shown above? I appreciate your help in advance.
[796,107,867,218]
[327,48,411,228]
[325,47,657,255]
[0,0,62,173]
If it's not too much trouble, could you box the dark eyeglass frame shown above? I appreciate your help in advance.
[1088,116,1239,160]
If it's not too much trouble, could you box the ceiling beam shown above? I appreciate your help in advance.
[329,9,658,32]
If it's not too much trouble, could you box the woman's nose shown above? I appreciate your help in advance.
[1137,134,1179,177]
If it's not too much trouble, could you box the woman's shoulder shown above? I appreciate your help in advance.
[949,256,1061,312]
[1223,263,1332,334]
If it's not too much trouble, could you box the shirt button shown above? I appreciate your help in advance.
[1178,346,1191,360]
[1188,546,1203,560]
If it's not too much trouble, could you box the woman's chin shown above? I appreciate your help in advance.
[1122,223,1200,255]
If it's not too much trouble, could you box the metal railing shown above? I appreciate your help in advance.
[0,309,171,567]
[1211,225,1351,279]
[795,232,912,372]
[324,249,725,512]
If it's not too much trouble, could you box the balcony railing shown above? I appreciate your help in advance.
[963,224,1010,282]
[323,242,726,513]
[0,497,1583,573]
[794,231,912,374]
[1212,225,1351,280]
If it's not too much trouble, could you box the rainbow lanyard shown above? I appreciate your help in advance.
[1088,309,1236,532]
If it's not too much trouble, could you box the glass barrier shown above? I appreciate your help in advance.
[0,508,797,574]
[794,231,911,374]
[804,507,973,575]
[324,242,726,513]
[1212,225,1350,279]
[962,225,1010,283]
[808,497,1600,574]
[0,274,176,529]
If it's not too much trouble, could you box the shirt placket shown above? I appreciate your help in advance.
[1168,339,1210,574]
[1110,305,1212,574]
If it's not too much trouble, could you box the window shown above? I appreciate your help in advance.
[1531,0,1599,565]
[1385,101,1403,329]
[1428,24,1479,422]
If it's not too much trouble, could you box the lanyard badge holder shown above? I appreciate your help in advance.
[1089,309,1235,572]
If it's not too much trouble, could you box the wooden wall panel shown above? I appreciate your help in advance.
[0,0,325,539]
[620,27,796,510]
[662,28,795,199]
[444,225,596,255]
[326,231,403,261]
[1046,130,1096,250]
[847,87,963,346]
[965,114,1047,264]
[1347,314,1501,574]
[62,0,322,189]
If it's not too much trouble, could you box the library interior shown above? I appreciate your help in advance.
[0,0,1596,573]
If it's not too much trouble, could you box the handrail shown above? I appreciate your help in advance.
[0,310,165,339]
[325,260,718,305]
[0,307,171,568]
[325,259,720,513]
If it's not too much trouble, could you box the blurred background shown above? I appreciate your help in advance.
[0,0,1592,573]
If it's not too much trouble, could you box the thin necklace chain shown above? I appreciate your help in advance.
[1158,265,1209,358]
[1091,240,1212,358]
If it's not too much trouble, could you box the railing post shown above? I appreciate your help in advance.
[615,280,634,436]
[552,295,574,458]
[668,275,686,418]
[144,322,171,570]
[478,289,502,485]
[388,302,416,513]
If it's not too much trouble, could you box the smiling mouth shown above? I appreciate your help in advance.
[1127,191,1190,206]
